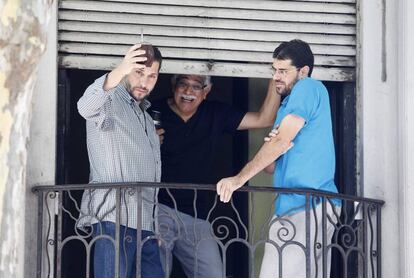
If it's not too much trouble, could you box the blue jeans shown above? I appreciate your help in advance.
[92,222,164,278]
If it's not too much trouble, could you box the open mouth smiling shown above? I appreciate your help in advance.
[180,95,197,102]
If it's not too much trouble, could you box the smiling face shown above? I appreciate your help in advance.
[124,61,160,101]
[171,75,211,119]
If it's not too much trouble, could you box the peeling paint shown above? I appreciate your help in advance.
[0,0,20,26]
[0,72,13,225]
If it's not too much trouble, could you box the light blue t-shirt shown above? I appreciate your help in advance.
[273,77,339,216]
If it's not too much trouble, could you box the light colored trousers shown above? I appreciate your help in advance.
[259,204,340,278]
[157,204,223,278]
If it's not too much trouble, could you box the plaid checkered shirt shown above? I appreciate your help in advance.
[77,74,161,231]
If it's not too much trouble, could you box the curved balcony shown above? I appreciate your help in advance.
[32,182,384,278]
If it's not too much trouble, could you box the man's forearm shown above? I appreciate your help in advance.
[104,67,125,91]
[217,114,302,203]
[238,80,281,130]
[257,80,280,126]
[236,137,291,184]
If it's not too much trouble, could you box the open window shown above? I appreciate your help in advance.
[56,1,358,277]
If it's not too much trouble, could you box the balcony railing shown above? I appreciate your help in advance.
[32,182,384,278]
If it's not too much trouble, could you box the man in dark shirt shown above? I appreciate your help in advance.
[152,74,280,278]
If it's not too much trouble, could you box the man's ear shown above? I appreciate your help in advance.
[204,83,212,92]
[203,84,212,98]
[299,66,310,79]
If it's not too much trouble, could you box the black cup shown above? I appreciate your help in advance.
[150,110,162,129]
[139,43,155,67]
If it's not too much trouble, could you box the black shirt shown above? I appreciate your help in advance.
[151,99,246,217]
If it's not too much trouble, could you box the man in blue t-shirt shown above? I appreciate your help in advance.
[217,39,340,277]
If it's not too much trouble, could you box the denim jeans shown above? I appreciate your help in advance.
[92,222,164,278]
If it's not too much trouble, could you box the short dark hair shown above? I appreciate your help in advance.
[273,39,314,76]
[152,45,163,71]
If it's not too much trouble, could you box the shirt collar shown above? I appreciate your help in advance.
[140,99,152,111]
[281,95,290,106]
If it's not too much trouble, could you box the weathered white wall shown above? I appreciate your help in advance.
[359,0,400,277]
[1,1,54,277]
[24,2,57,277]
[397,0,414,276]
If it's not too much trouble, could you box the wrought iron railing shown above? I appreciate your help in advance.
[32,182,384,278]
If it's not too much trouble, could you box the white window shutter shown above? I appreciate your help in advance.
[58,0,356,81]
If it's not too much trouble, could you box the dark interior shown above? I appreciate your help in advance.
[56,68,356,278]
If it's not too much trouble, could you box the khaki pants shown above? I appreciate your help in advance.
[259,204,340,278]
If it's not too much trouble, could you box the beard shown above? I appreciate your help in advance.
[122,77,149,101]
[275,75,300,96]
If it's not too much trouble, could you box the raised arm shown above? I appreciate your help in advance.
[103,44,147,91]
[217,114,305,202]
[77,44,147,121]
[237,80,281,130]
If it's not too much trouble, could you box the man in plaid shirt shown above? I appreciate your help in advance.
[77,43,164,278]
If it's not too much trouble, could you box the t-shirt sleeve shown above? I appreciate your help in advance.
[282,78,320,124]
[214,102,246,134]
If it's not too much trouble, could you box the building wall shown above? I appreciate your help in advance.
[359,0,414,277]
[397,0,414,276]
[25,2,57,278]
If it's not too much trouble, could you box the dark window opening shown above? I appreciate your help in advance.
[56,69,356,278]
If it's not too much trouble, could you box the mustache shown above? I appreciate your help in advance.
[131,86,148,92]
[178,94,197,100]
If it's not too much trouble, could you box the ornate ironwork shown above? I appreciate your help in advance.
[32,182,384,278]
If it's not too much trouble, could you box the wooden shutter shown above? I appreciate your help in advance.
[58,0,356,81]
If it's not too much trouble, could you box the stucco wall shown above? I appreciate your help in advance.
[24,2,57,278]
[397,0,414,276]
[359,0,414,276]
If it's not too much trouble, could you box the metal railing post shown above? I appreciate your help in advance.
[136,187,142,278]
[322,197,327,278]
[115,188,121,278]
[306,193,311,278]
[36,192,44,278]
